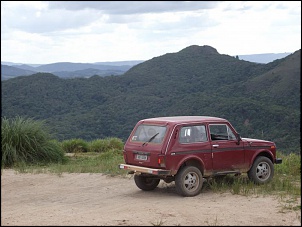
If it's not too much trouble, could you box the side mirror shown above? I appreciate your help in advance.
[236,133,241,145]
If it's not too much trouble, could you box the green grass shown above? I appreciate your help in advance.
[205,172,300,198]
[1,116,66,168]
[13,150,126,176]
[61,138,89,153]
[202,152,301,214]
[204,152,300,198]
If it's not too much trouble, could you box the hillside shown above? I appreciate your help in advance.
[1,62,140,80]
[1,65,37,80]
[1,53,292,80]
[1,45,300,153]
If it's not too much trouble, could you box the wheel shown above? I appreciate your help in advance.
[134,174,160,191]
[248,156,274,184]
[175,166,203,197]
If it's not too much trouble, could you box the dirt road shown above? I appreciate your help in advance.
[1,169,301,226]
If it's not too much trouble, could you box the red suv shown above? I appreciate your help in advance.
[119,116,282,197]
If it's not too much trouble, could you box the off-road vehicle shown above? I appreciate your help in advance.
[118,116,282,197]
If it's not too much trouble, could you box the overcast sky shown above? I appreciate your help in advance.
[1,1,301,64]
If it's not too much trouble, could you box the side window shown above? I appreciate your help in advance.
[210,124,236,140]
[179,125,207,143]
[179,127,191,143]
[210,124,228,140]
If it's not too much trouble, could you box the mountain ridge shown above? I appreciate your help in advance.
[1,51,292,80]
[1,45,300,153]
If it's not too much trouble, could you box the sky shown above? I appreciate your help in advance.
[1,1,301,64]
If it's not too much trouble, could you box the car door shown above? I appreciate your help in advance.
[209,123,245,172]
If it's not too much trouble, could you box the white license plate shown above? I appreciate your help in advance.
[136,154,148,161]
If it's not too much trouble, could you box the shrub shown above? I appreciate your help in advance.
[107,137,124,150]
[89,137,124,153]
[275,151,301,176]
[89,139,109,153]
[1,116,66,168]
[61,138,89,153]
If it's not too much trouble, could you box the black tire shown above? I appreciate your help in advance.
[248,156,274,184]
[175,166,203,197]
[134,174,160,191]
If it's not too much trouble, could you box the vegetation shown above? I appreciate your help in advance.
[61,138,91,153]
[1,46,300,153]
[1,116,66,168]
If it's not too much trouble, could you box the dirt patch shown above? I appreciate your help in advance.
[1,169,301,226]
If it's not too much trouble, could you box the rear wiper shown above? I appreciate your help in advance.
[142,133,159,146]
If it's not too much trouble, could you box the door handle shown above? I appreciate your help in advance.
[212,144,219,148]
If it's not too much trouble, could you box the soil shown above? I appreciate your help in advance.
[1,169,301,226]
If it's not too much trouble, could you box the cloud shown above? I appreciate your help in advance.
[1,1,103,33]
[48,1,218,14]
[1,1,301,64]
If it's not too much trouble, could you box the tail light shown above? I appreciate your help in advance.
[158,155,166,167]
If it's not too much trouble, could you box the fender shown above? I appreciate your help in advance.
[248,149,274,170]
[173,154,206,176]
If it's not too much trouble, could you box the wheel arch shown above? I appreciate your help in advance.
[249,150,274,170]
[176,156,205,176]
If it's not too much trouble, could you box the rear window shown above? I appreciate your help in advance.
[131,124,167,144]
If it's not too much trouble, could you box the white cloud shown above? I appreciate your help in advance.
[1,1,301,64]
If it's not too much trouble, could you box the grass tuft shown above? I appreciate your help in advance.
[1,116,66,168]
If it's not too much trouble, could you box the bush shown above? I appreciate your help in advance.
[89,137,124,153]
[61,138,89,153]
[1,116,66,168]
[89,139,109,153]
[275,151,301,176]
[107,137,124,150]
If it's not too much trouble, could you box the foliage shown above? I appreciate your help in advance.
[16,150,126,176]
[88,137,124,153]
[1,116,66,168]
[61,138,89,153]
[275,151,301,176]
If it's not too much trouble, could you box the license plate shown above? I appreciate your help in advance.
[136,154,148,161]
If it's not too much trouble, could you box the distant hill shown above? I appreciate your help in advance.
[238,53,292,64]
[1,65,37,80]
[0,52,292,80]
[1,61,141,80]
[1,45,300,153]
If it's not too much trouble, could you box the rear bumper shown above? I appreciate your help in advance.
[275,158,282,164]
[118,164,171,175]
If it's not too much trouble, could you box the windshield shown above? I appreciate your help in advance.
[130,124,167,144]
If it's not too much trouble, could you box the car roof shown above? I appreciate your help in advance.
[140,116,228,125]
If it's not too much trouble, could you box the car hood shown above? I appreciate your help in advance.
[241,137,275,147]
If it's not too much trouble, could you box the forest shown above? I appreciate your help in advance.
[1,45,300,154]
